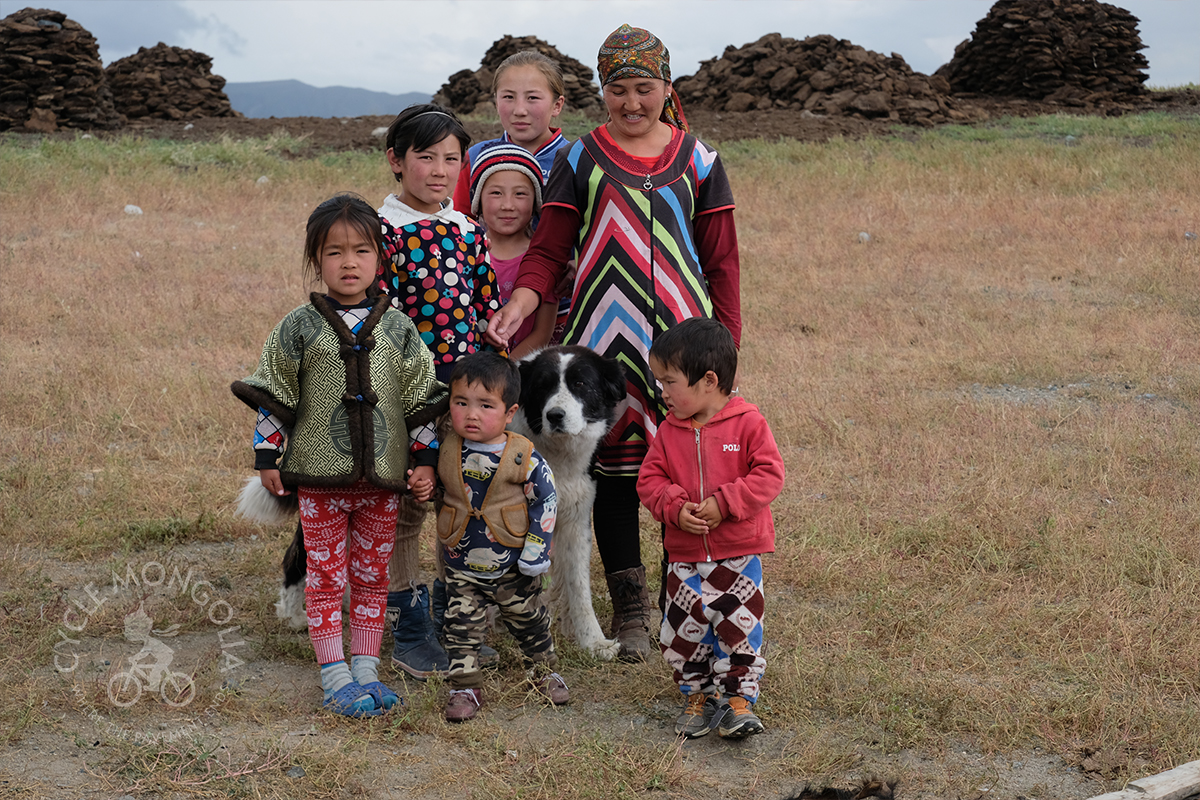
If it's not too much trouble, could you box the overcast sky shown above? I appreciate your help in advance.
[39,0,1200,94]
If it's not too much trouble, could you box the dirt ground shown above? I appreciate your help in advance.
[65,88,1200,153]
[11,542,1124,800]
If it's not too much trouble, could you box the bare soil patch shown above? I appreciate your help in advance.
[10,543,1111,800]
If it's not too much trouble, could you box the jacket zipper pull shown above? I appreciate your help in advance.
[643,173,653,191]
[694,428,711,561]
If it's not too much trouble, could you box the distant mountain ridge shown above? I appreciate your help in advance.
[224,80,431,119]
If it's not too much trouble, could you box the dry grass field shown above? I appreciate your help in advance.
[1,111,1199,799]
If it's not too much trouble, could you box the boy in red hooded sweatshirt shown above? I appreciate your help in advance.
[637,317,785,741]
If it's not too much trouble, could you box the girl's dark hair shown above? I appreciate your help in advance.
[649,317,738,394]
[385,103,471,183]
[303,193,383,285]
[448,351,521,408]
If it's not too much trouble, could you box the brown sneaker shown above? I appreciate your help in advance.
[535,672,570,705]
[674,691,719,738]
[717,695,764,739]
[444,688,482,722]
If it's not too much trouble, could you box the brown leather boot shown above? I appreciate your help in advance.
[605,566,655,661]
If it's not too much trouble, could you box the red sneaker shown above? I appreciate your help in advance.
[444,688,482,722]
[535,672,570,705]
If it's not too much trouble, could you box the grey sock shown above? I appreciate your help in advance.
[320,660,358,699]
[350,654,381,686]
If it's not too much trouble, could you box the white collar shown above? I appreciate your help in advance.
[378,194,472,231]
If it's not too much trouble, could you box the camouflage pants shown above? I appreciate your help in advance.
[444,567,556,689]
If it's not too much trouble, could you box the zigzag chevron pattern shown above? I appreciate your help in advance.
[554,131,730,475]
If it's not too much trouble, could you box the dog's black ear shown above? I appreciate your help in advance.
[517,354,537,407]
[599,357,627,404]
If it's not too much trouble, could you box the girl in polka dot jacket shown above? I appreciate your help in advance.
[377,103,501,384]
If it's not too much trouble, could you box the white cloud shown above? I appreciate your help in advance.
[26,0,1199,93]
[922,35,967,68]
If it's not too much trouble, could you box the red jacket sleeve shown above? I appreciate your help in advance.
[514,204,579,304]
[712,414,785,522]
[636,429,690,528]
[452,154,473,216]
[695,208,741,347]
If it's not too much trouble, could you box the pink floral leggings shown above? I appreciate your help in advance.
[299,483,397,665]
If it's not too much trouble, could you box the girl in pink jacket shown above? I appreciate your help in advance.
[637,317,785,741]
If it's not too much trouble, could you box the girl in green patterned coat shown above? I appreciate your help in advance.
[232,194,446,717]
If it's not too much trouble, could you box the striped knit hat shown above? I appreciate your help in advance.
[469,144,544,217]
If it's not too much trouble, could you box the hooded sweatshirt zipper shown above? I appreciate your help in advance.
[695,426,712,561]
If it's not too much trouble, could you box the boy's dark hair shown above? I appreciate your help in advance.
[449,351,521,408]
[302,193,382,286]
[649,317,738,393]
[386,103,471,184]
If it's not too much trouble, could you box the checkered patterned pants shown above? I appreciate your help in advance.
[299,484,398,665]
[659,555,766,701]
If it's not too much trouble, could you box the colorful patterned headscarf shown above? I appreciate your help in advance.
[597,24,689,132]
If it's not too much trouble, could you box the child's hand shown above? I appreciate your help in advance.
[693,496,724,529]
[678,502,710,535]
[259,469,290,496]
[407,465,435,502]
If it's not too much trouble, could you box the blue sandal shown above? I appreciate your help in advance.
[358,680,401,711]
[322,682,382,718]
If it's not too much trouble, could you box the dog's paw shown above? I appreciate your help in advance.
[583,636,621,662]
[274,582,307,630]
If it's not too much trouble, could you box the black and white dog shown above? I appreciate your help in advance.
[511,345,626,661]
[241,345,627,660]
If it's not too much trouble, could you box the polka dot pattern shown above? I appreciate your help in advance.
[380,218,499,366]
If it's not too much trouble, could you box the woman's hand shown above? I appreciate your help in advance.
[509,302,559,360]
[485,287,540,348]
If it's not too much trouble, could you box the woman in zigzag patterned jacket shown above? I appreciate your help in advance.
[485,24,742,661]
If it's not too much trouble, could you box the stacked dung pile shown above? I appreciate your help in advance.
[935,0,1148,104]
[434,35,603,116]
[0,7,122,132]
[105,42,241,120]
[673,33,965,125]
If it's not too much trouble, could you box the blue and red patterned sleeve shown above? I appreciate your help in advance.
[253,407,287,470]
[408,420,439,469]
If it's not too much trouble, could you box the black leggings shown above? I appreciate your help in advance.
[592,474,644,572]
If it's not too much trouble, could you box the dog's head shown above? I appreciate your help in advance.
[517,346,626,437]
